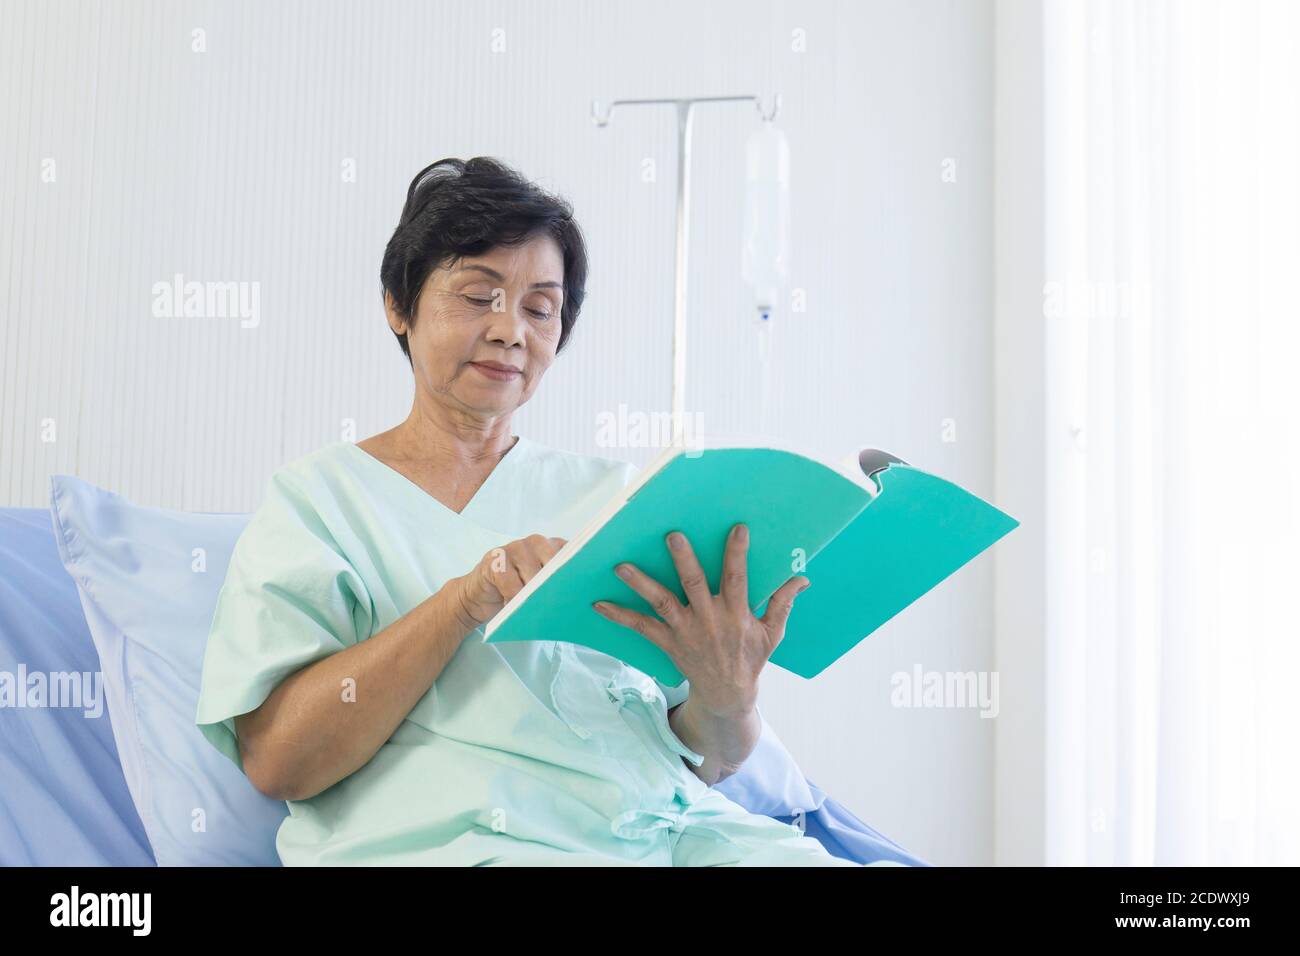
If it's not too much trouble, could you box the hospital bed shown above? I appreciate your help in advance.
[0,492,928,867]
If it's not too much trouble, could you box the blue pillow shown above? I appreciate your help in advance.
[48,477,288,866]
[0,507,156,866]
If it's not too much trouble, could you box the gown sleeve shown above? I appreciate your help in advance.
[657,676,691,710]
[194,469,373,775]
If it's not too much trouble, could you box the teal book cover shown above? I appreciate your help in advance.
[482,445,1020,686]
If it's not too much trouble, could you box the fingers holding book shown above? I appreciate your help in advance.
[591,524,813,715]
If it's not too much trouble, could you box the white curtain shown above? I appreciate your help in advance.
[1041,0,1300,865]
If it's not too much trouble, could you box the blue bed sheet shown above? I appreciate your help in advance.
[772,782,930,866]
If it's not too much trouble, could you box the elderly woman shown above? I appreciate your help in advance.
[194,157,873,866]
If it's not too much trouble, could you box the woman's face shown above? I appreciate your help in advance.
[387,235,565,423]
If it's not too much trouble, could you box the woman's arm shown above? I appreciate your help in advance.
[234,575,480,802]
[667,699,762,787]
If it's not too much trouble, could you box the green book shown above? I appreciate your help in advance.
[482,444,1020,686]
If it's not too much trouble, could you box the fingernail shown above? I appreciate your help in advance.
[667,532,684,550]
[615,564,633,579]
[798,581,811,593]
[734,524,748,544]
[592,601,607,611]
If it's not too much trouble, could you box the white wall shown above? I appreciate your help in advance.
[993,0,1047,866]
[1,0,997,864]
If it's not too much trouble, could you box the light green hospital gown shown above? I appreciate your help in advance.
[195,436,867,866]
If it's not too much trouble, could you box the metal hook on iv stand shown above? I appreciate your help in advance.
[590,94,782,448]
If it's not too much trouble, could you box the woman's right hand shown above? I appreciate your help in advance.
[454,534,568,629]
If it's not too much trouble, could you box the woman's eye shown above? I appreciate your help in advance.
[462,293,551,319]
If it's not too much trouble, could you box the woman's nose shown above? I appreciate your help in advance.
[484,295,530,345]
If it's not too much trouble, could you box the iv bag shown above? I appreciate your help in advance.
[742,122,791,322]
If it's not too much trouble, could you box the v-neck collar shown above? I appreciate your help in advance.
[341,435,529,520]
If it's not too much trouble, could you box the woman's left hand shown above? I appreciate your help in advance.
[592,523,810,718]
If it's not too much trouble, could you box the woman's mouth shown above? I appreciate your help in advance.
[469,361,522,382]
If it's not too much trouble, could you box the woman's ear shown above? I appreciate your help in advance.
[383,290,408,336]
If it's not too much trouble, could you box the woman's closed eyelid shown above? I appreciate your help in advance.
[461,291,556,314]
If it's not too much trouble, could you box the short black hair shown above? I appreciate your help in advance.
[380,157,588,364]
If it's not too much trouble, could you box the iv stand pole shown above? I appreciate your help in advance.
[591,94,781,448]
